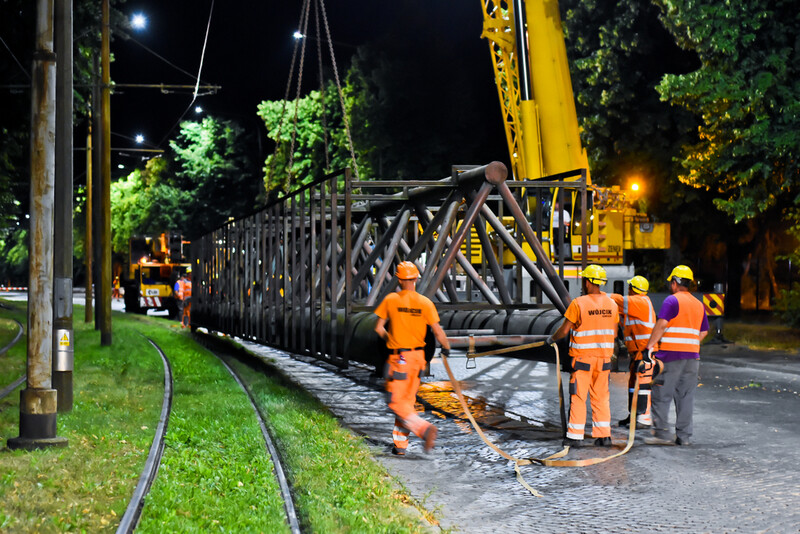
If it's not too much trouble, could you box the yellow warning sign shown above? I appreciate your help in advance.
[703,293,725,317]
[59,332,70,347]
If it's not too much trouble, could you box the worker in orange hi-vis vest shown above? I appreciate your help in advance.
[177,269,192,328]
[547,264,619,448]
[374,261,451,456]
[644,265,709,446]
[609,275,656,428]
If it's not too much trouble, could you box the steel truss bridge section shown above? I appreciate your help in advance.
[192,162,590,370]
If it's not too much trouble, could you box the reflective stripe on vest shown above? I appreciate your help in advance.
[569,294,618,358]
[658,292,705,353]
[622,294,655,352]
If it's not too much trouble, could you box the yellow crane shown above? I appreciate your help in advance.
[480,0,669,265]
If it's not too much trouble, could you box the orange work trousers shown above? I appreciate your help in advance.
[385,348,432,452]
[566,355,612,440]
[627,351,654,425]
[181,298,191,328]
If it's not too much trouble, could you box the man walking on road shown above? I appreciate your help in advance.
[610,275,656,428]
[645,265,709,446]
[374,261,451,456]
[547,264,619,448]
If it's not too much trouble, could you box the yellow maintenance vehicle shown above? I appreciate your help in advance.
[478,0,670,273]
[123,232,190,317]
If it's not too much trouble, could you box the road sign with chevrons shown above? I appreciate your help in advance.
[703,293,725,316]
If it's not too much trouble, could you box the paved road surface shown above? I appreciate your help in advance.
[241,340,800,533]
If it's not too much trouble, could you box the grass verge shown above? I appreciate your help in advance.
[720,320,800,352]
[223,348,432,533]
[1,304,432,532]
[0,303,163,532]
[0,300,26,386]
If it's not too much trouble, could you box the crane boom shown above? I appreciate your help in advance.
[480,0,670,266]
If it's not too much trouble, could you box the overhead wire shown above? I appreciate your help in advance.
[155,0,216,148]
[0,34,31,80]
[122,34,200,83]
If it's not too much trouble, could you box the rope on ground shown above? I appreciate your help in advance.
[443,341,655,495]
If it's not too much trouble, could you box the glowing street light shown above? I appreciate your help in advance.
[135,134,144,144]
[131,13,147,30]
[194,106,203,114]
[293,31,305,40]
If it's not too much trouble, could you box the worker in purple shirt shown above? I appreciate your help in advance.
[644,265,709,446]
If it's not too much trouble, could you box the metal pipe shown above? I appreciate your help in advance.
[496,181,572,309]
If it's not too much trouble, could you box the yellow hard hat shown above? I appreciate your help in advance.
[579,264,607,285]
[628,275,649,294]
[396,261,420,280]
[667,265,693,282]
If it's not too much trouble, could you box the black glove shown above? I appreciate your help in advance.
[546,335,556,346]
[642,349,653,364]
[440,347,450,357]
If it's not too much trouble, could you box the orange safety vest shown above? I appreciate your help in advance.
[182,279,192,298]
[620,293,655,353]
[567,293,619,359]
[657,291,705,353]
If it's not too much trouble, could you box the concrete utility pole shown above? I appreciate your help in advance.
[8,0,68,450]
[99,0,112,345]
[53,0,74,412]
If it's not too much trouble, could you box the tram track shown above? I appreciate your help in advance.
[212,349,302,534]
[116,337,173,534]
[194,332,302,534]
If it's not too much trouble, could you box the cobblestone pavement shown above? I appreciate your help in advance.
[242,340,800,533]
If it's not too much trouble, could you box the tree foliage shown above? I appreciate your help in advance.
[110,116,262,252]
[110,156,190,252]
[258,82,361,198]
[169,116,263,236]
[653,0,800,222]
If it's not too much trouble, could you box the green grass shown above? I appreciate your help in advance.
[226,353,430,533]
[1,303,431,532]
[0,301,26,386]
[0,304,163,532]
[133,321,289,533]
[719,320,800,352]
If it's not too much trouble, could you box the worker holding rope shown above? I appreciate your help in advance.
[644,265,708,446]
[610,275,656,428]
[375,261,451,456]
[546,264,619,448]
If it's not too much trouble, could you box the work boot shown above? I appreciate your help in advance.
[636,415,652,429]
[675,437,691,446]
[618,415,630,427]
[644,431,675,445]
[562,437,582,448]
[423,425,438,453]
[594,437,612,447]
[391,446,406,456]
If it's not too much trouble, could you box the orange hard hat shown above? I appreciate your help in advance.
[396,261,420,280]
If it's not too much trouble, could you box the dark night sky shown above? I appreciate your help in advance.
[109,0,504,173]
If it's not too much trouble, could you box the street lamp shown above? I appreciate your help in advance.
[131,13,147,31]
[135,134,145,144]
